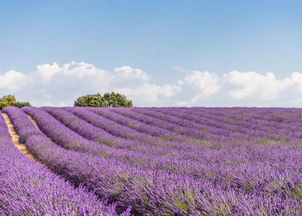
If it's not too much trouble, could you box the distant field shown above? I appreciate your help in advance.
[1,106,302,215]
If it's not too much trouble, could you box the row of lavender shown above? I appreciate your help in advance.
[128,107,302,140]
[4,106,302,215]
[0,110,130,216]
[55,106,302,143]
[6,107,209,215]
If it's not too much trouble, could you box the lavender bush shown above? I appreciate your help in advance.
[0,109,130,216]
[2,106,302,215]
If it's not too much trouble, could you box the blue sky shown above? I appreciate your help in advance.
[1,1,302,106]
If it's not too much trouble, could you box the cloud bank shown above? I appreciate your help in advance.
[1,61,302,107]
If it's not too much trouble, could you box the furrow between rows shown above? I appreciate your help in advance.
[2,113,37,161]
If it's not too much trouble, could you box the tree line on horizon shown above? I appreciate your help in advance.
[0,92,133,110]
[0,95,31,110]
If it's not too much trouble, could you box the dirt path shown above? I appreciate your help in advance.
[27,114,40,130]
[2,113,38,161]
[26,114,53,142]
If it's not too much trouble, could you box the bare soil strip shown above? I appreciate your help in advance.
[2,113,38,161]
[27,114,40,130]
[26,114,53,140]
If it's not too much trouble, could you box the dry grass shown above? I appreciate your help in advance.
[27,114,39,129]
[27,114,52,142]
[2,113,37,161]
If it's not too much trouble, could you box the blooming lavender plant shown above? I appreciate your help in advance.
[0,109,130,216]
[3,106,302,215]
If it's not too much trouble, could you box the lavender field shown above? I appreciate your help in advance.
[1,106,302,215]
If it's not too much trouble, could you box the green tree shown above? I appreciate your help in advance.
[0,95,31,110]
[13,101,31,108]
[74,93,106,107]
[0,95,17,109]
[74,92,133,107]
[102,92,133,107]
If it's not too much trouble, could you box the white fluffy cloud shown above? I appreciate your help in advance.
[35,63,61,80]
[178,71,221,105]
[223,71,302,104]
[0,62,179,106]
[0,70,26,92]
[117,83,180,104]
[35,62,108,81]
[113,66,150,82]
[225,71,290,100]
[2,62,302,107]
